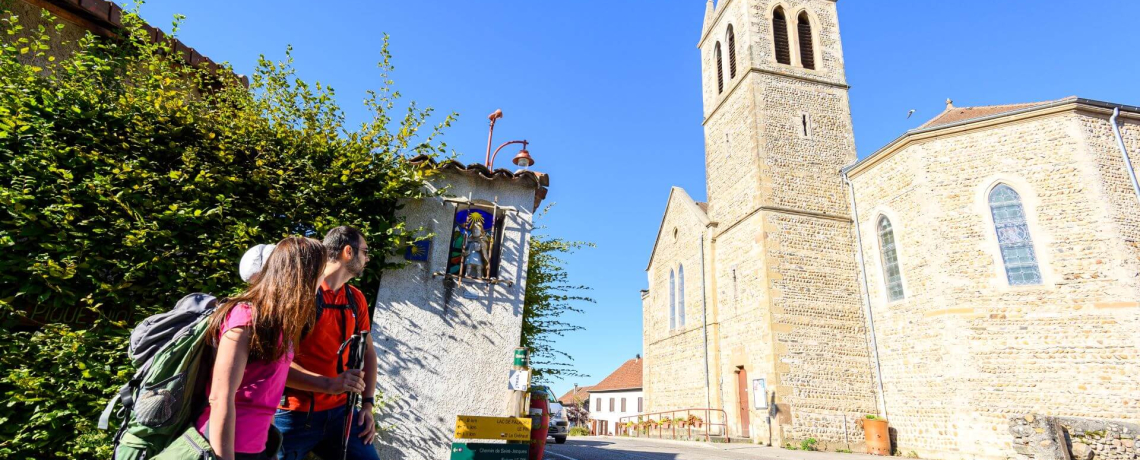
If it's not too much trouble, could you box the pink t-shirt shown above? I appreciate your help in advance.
[196,303,293,454]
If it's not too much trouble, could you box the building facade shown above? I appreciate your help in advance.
[587,357,644,436]
[374,157,549,460]
[643,0,1140,458]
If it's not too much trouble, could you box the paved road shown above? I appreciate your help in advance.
[545,437,881,460]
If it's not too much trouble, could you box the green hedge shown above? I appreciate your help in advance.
[0,7,453,458]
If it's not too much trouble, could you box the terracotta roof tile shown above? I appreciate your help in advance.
[558,386,593,405]
[589,358,642,392]
[918,98,1074,129]
[408,155,550,209]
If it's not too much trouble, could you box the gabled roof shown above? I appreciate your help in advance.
[408,155,549,209]
[645,187,710,271]
[845,97,1140,179]
[589,358,643,393]
[918,98,1066,130]
[558,386,593,405]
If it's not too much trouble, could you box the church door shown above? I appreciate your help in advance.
[737,367,751,437]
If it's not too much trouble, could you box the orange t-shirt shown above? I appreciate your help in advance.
[280,282,370,412]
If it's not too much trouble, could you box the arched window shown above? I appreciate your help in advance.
[714,42,724,94]
[677,265,686,327]
[668,269,676,330]
[773,8,791,65]
[988,185,1043,285]
[877,217,904,301]
[797,12,815,70]
[727,25,737,79]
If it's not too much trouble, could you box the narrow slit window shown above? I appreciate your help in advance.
[877,217,904,301]
[727,25,737,79]
[677,264,686,327]
[668,269,676,330]
[715,42,724,94]
[988,185,1043,285]
[797,12,815,70]
[773,8,791,65]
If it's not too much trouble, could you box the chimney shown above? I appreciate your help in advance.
[636,354,641,360]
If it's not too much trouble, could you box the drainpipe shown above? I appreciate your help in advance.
[842,170,888,419]
[700,231,712,412]
[1110,107,1140,207]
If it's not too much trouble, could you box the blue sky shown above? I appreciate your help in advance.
[136,1,1140,398]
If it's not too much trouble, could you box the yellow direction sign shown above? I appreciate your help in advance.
[454,415,532,441]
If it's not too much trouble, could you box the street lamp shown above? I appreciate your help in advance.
[484,109,535,170]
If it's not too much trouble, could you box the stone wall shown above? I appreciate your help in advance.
[373,171,537,460]
[1010,414,1140,460]
[643,188,712,416]
[849,107,1140,460]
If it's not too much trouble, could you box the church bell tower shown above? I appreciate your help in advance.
[697,0,878,445]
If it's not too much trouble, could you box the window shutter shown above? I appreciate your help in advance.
[727,26,737,79]
[798,13,815,70]
[715,43,724,94]
[773,9,791,65]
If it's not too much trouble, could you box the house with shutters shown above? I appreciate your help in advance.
[586,356,643,436]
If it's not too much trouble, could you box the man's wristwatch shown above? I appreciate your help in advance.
[362,396,375,406]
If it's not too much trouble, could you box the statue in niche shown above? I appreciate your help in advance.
[461,211,492,280]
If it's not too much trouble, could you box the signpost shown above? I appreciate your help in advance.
[450,443,530,460]
[507,369,529,391]
[454,415,532,442]
[449,348,536,460]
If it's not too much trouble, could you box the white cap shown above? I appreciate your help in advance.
[239,244,276,283]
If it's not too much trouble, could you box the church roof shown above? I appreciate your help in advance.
[918,98,1068,129]
[846,97,1140,179]
[589,357,643,393]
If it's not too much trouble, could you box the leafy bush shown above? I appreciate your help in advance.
[800,437,819,451]
[0,6,451,459]
[568,426,590,437]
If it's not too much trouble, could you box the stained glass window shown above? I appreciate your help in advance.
[446,207,504,279]
[677,265,686,327]
[989,185,1042,285]
[668,269,676,331]
[877,217,904,302]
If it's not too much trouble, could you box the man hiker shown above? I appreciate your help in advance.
[275,226,380,460]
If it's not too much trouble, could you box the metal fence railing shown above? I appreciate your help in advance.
[617,408,728,442]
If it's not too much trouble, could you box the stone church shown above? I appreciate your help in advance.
[642,1,1140,459]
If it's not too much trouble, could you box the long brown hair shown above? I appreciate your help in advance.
[208,237,326,361]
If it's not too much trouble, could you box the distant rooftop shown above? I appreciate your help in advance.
[589,357,643,393]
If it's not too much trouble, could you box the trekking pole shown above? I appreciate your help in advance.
[340,331,369,460]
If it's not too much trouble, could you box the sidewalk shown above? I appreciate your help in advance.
[593,435,886,460]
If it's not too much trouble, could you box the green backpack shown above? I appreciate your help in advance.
[98,293,217,460]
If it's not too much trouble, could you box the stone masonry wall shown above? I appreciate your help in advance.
[762,211,877,445]
[850,110,1140,460]
[1010,414,1140,460]
[644,189,712,417]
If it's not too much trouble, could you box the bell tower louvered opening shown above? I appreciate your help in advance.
[715,42,724,93]
[773,8,791,65]
[798,12,815,70]
[727,25,737,79]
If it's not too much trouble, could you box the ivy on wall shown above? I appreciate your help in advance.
[0,7,453,458]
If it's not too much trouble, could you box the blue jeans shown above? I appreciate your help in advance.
[274,405,380,460]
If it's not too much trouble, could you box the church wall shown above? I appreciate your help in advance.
[644,192,713,417]
[710,212,777,440]
[703,80,761,228]
[761,210,878,446]
[850,111,1140,460]
[755,74,856,216]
